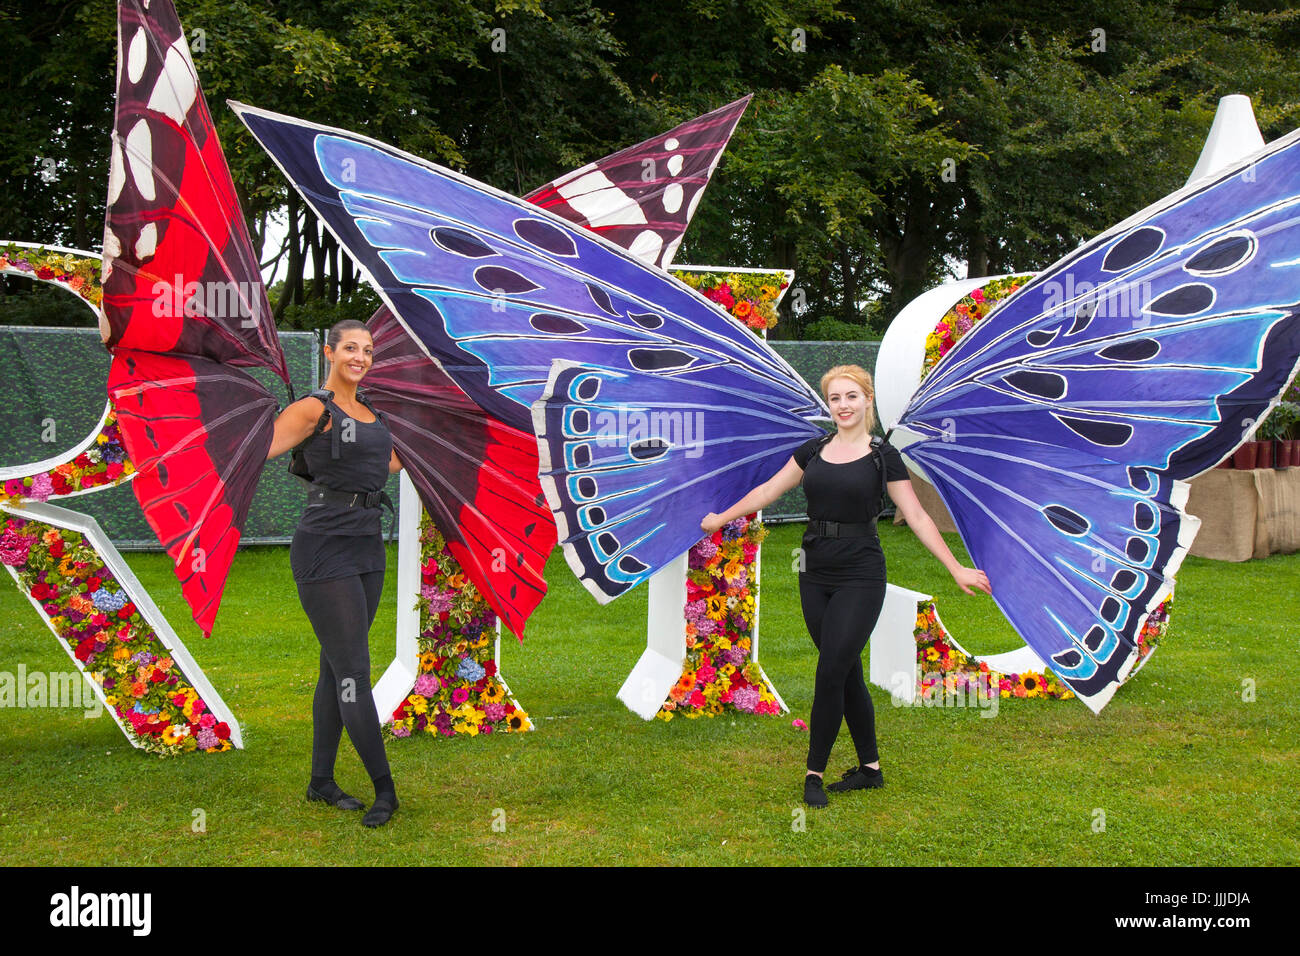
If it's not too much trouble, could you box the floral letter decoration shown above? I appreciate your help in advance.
[386,516,531,739]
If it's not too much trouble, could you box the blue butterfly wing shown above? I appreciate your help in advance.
[534,362,825,601]
[233,102,827,596]
[232,102,820,433]
[900,129,1300,711]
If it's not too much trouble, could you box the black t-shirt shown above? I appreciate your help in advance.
[793,435,909,584]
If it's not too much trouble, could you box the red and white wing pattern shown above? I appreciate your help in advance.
[524,95,751,269]
[102,0,285,637]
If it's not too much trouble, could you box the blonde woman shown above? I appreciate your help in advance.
[702,365,990,807]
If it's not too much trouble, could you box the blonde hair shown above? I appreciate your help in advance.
[820,364,876,433]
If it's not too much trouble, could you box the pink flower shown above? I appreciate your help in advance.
[792,718,807,731]
[483,702,506,722]
[452,687,469,705]
[413,673,441,696]
[391,724,411,738]
[28,474,54,502]
[731,686,760,713]
[0,528,35,566]
[199,713,216,729]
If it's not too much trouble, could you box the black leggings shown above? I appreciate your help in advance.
[297,571,391,784]
[799,577,887,774]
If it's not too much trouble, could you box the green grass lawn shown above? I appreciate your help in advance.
[1,522,1296,866]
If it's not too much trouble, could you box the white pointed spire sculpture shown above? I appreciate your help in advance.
[1186,94,1266,185]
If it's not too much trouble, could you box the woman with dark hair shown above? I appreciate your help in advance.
[701,365,990,807]
[267,319,403,827]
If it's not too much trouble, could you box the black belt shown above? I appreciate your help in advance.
[307,486,392,510]
[807,519,877,538]
[306,485,397,539]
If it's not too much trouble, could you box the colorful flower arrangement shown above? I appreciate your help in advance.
[0,514,231,754]
[0,244,103,308]
[913,600,1073,700]
[1134,596,1171,666]
[386,515,530,739]
[912,593,1172,701]
[1,410,134,507]
[670,269,788,332]
[657,513,781,719]
[922,274,1034,380]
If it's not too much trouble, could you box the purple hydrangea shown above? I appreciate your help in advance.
[195,728,218,749]
[725,646,748,667]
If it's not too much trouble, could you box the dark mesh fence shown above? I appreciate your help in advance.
[1,330,879,545]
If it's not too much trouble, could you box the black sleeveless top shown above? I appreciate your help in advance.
[793,435,909,585]
[289,398,393,584]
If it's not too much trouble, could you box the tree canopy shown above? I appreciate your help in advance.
[5,0,1300,336]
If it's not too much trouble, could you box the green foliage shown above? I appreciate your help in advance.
[275,286,383,333]
[1256,401,1300,442]
[801,316,871,341]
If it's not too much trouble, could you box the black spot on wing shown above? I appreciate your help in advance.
[1102,226,1164,272]
[1146,283,1214,316]
[514,218,577,256]
[1068,299,1097,336]
[1126,536,1150,562]
[597,532,619,554]
[1082,625,1107,652]
[1059,416,1133,447]
[1100,597,1122,623]
[1026,329,1058,348]
[577,476,597,498]
[475,266,540,295]
[587,283,618,315]
[570,409,590,432]
[587,506,606,524]
[629,348,695,371]
[1044,505,1089,536]
[1111,569,1138,592]
[1133,501,1156,532]
[1099,339,1160,362]
[1185,233,1255,275]
[631,440,669,460]
[530,313,587,335]
[575,376,600,400]
[432,228,495,258]
[628,312,664,330]
[618,554,649,575]
[1005,370,1066,400]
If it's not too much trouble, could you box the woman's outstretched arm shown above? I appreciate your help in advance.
[266,397,325,461]
[701,457,804,534]
[888,478,991,596]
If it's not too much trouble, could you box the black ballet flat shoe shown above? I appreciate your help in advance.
[803,773,828,808]
[362,795,399,828]
[826,765,884,792]
[306,782,366,811]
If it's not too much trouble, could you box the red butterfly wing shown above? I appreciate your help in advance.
[102,0,286,635]
[363,309,556,638]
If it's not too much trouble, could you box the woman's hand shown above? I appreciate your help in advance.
[700,512,726,534]
[952,565,991,596]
